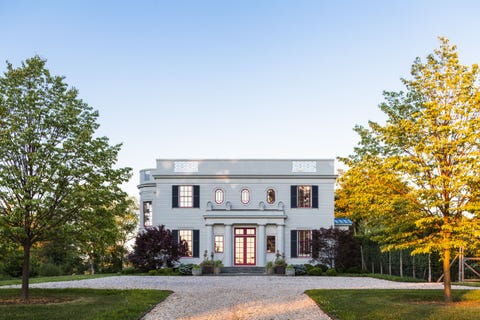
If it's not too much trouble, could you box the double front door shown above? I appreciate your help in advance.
[234,227,256,265]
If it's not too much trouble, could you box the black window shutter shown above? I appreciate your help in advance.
[193,230,200,258]
[312,185,319,208]
[193,185,200,208]
[172,229,179,245]
[290,230,298,258]
[172,185,178,208]
[290,185,297,208]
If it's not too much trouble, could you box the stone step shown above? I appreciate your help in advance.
[220,267,265,275]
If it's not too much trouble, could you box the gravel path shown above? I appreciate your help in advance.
[21,276,467,320]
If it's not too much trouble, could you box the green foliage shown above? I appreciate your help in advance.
[0,288,171,320]
[325,268,337,276]
[307,267,323,276]
[147,268,177,276]
[178,263,195,275]
[120,267,137,275]
[0,56,131,300]
[291,264,307,275]
[38,263,62,277]
[337,37,480,302]
[306,289,480,320]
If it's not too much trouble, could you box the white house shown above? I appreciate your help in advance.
[138,159,336,267]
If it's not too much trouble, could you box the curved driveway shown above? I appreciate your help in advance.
[27,276,465,320]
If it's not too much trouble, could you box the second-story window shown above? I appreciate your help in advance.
[215,189,224,204]
[179,186,193,207]
[241,188,250,204]
[266,188,275,204]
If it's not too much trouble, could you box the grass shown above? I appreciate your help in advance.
[306,289,480,320]
[0,274,117,287]
[0,288,170,320]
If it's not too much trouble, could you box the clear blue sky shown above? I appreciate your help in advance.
[2,0,480,196]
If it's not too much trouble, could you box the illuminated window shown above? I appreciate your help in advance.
[297,230,312,257]
[179,230,193,257]
[214,235,224,253]
[143,201,152,227]
[298,186,312,208]
[215,189,224,204]
[266,189,275,204]
[179,186,193,208]
[266,236,276,253]
[241,188,250,204]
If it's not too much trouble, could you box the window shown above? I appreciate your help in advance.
[298,230,312,257]
[214,235,224,253]
[173,185,200,208]
[298,186,312,208]
[179,186,193,207]
[241,188,250,204]
[291,185,318,208]
[266,189,275,204]
[266,236,276,253]
[215,189,224,204]
[143,201,152,227]
[179,230,193,257]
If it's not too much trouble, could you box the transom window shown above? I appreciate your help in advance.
[298,230,312,257]
[179,230,193,257]
[266,189,275,204]
[214,235,224,253]
[179,186,193,208]
[241,188,250,204]
[215,189,224,204]
[143,201,152,227]
[298,186,312,208]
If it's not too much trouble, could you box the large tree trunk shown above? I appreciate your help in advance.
[443,248,452,303]
[21,243,31,302]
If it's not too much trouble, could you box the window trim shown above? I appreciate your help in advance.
[266,188,276,204]
[241,188,250,204]
[179,229,193,257]
[215,188,225,204]
[297,230,312,257]
[297,185,312,208]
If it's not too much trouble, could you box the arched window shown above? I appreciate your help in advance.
[241,188,250,204]
[266,189,275,204]
[215,189,224,204]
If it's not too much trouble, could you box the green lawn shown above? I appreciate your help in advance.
[0,288,170,320]
[306,289,480,320]
[0,274,117,287]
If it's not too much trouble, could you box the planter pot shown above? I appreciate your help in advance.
[192,268,202,276]
[285,268,295,276]
[266,268,274,275]
[202,265,214,274]
[214,267,222,275]
[274,266,286,274]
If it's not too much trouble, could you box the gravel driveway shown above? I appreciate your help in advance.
[25,276,465,320]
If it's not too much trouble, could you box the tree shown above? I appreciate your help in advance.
[0,56,131,301]
[128,225,187,272]
[339,38,480,302]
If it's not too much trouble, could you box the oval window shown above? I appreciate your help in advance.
[215,189,224,204]
[267,189,275,204]
[241,188,250,204]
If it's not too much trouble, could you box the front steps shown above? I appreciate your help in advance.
[220,267,265,275]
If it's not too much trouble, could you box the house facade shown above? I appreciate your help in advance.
[138,159,336,267]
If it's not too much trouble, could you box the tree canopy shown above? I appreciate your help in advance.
[0,56,131,301]
[337,37,480,302]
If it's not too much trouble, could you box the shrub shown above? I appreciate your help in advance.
[128,225,188,272]
[304,264,314,271]
[325,268,337,276]
[121,267,138,275]
[178,263,194,275]
[307,267,323,276]
[148,268,176,276]
[345,266,363,274]
[38,263,62,277]
[292,264,307,275]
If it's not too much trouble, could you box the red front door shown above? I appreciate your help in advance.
[234,228,256,265]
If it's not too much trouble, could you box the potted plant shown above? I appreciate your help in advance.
[200,250,214,274]
[265,261,274,275]
[274,251,287,274]
[192,264,202,276]
[213,259,223,275]
[285,265,295,276]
